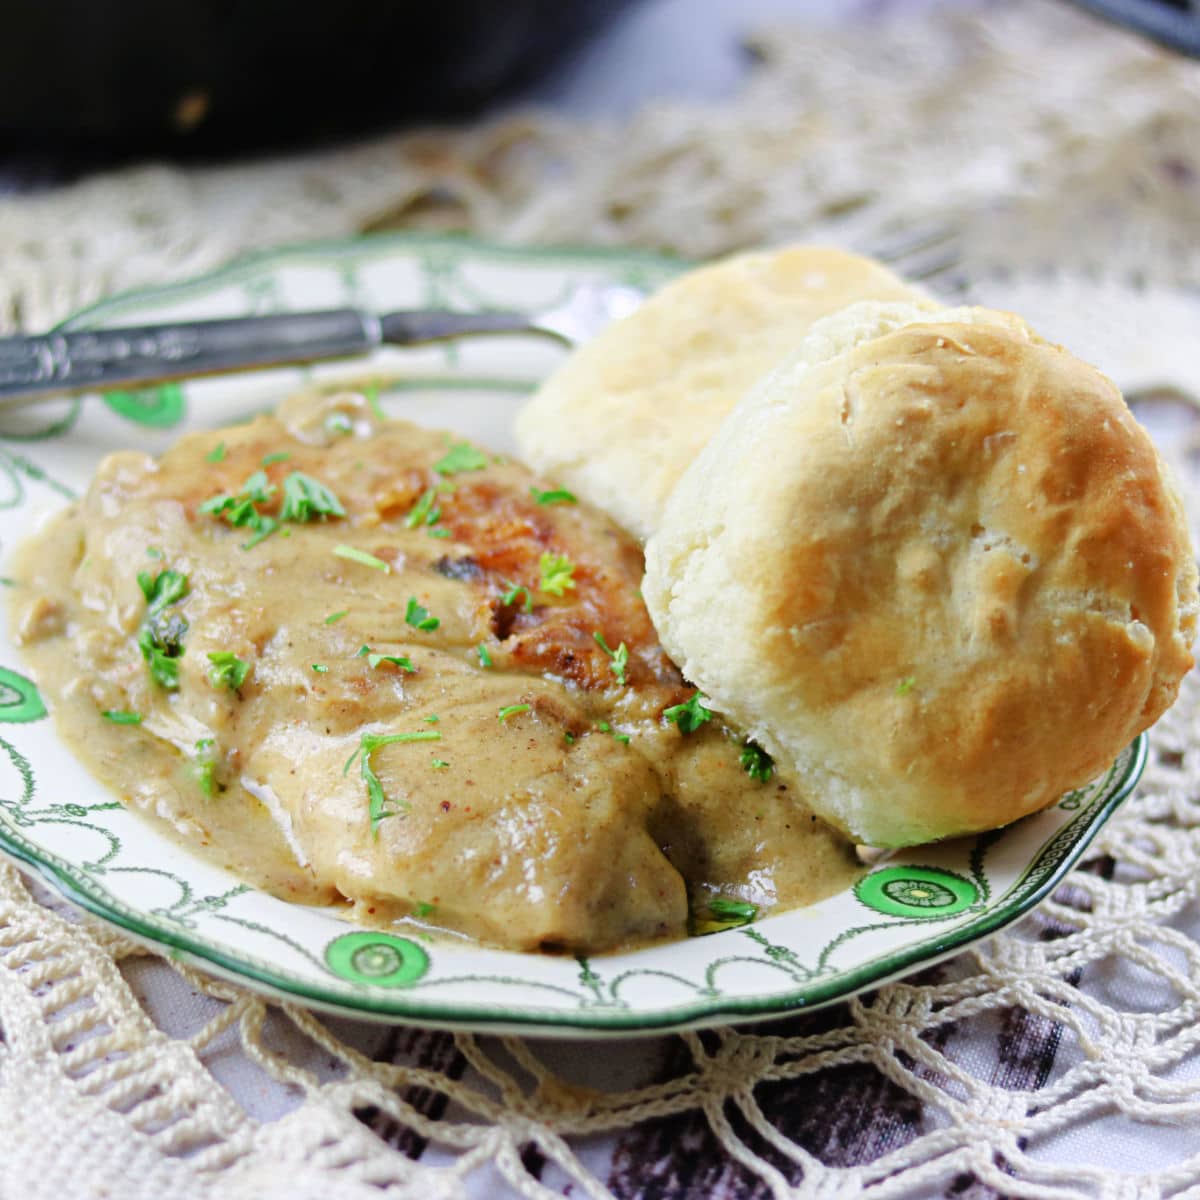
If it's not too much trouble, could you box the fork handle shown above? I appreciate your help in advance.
[0,307,540,411]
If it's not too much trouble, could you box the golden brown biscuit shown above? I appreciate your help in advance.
[515,245,933,541]
[643,305,1198,846]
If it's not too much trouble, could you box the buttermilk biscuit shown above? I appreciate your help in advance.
[515,246,933,541]
[643,304,1198,847]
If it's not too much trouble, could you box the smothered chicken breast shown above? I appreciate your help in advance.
[11,391,858,952]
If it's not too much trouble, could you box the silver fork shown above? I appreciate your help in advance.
[0,281,646,413]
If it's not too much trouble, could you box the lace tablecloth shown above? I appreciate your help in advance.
[3,3,1200,1196]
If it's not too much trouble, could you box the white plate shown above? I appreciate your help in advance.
[0,234,1145,1036]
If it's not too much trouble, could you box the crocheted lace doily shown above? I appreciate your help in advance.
[3,3,1200,1197]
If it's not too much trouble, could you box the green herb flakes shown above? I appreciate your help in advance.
[325,412,354,437]
[434,442,490,476]
[424,714,439,724]
[593,632,629,686]
[334,544,391,572]
[260,451,291,467]
[364,385,385,421]
[430,760,449,771]
[145,546,163,560]
[368,652,416,673]
[477,643,493,668]
[205,441,227,463]
[500,581,533,614]
[194,738,220,797]
[343,729,441,836]
[664,691,713,734]
[412,900,437,917]
[404,488,440,529]
[538,552,576,597]
[279,472,345,523]
[405,597,439,632]
[200,470,279,547]
[207,651,250,691]
[324,610,349,625]
[529,486,577,506]
[739,741,774,783]
[895,676,917,696]
[498,704,531,723]
[102,709,142,725]
[311,664,329,674]
[707,896,758,923]
[137,568,190,690]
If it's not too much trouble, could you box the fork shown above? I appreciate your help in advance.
[0,281,646,413]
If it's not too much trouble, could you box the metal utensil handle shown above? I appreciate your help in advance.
[0,309,376,404]
[0,307,542,410]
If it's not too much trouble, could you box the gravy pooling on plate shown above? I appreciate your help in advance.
[10,391,859,952]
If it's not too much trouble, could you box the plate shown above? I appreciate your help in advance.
[0,234,1146,1036]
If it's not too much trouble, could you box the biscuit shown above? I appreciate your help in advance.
[643,305,1198,846]
[515,245,933,540]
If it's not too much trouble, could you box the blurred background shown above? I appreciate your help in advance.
[2,0,1197,182]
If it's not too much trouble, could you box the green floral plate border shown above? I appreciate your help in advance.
[0,233,1147,1036]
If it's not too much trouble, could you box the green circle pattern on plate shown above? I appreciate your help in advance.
[102,383,186,428]
[855,866,980,919]
[0,667,46,723]
[324,931,430,987]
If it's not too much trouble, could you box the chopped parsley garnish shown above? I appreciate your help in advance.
[260,451,291,467]
[593,632,629,686]
[311,664,329,673]
[201,468,341,547]
[530,486,577,506]
[895,676,917,696]
[478,643,493,668]
[333,544,391,572]
[433,442,490,476]
[538,552,576,597]
[137,568,190,690]
[430,760,449,771]
[500,581,533,613]
[664,691,713,734]
[739,741,774,783]
[404,488,441,529]
[364,384,385,421]
[706,896,759,923]
[344,729,441,836]
[279,472,345,523]
[200,470,279,546]
[498,704,531,723]
[205,442,227,464]
[102,709,142,725]
[428,528,451,539]
[424,714,439,724]
[405,597,440,632]
[412,900,437,917]
[207,651,250,691]
[194,738,219,797]
[241,518,280,550]
[358,645,416,672]
[324,610,349,624]
[137,567,188,609]
[597,720,631,745]
[325,412,354,437]
[145,546,163,560]
[564,732,576,745]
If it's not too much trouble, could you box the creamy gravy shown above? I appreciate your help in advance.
[9,392,860,952]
